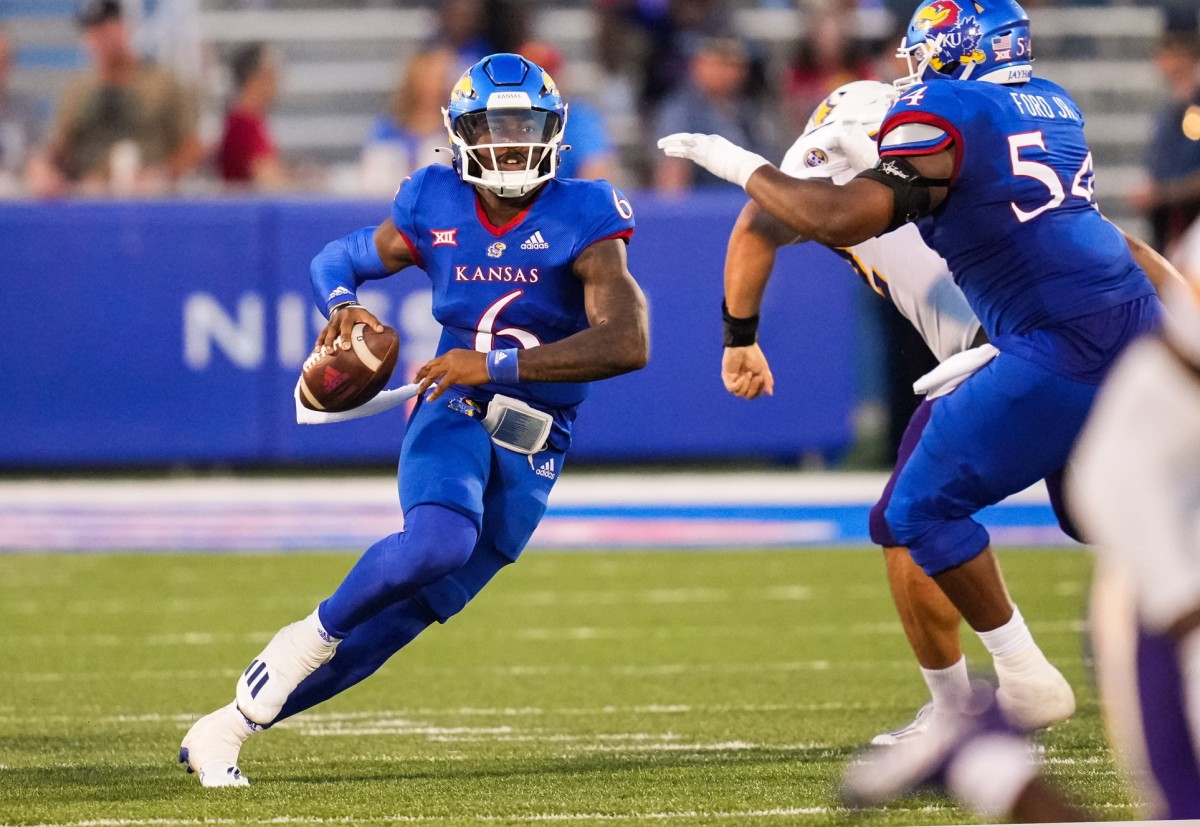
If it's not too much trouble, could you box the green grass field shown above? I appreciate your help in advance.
[0,549,1134,826]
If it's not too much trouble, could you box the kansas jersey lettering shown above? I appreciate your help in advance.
[391,164,635,419]
[878,77,1154,345]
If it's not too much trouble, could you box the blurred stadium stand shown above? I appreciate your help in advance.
[0,0,1170,234]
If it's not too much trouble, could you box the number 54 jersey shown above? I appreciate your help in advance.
[391,164,635,416]
[878,77,1156,358]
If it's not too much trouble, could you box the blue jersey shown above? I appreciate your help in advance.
[878,77,1155,354]
[392,164,635,417]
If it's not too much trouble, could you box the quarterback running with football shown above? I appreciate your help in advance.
[719,80,1185,745]
[178,53,649,787]
[662,0,1164,744]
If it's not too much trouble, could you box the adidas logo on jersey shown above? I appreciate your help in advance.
[520,231,550,250]
[534,457,556,479]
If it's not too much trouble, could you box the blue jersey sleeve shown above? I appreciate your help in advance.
[878,83,966,180]
[390,165,433,266]
[572,180,636,257]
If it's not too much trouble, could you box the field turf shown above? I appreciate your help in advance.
[0,548,1135,825]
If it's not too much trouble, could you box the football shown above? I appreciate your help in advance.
[298,323,399,412]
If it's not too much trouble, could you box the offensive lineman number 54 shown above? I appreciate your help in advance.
[1008,131,1094,223]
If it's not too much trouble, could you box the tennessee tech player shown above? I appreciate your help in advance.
[179,53,649,787]
[1071,277,1200,819]
[662,0,1162,741]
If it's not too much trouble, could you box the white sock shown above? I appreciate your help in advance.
[920,656,971,711]
[976,605,1035,660]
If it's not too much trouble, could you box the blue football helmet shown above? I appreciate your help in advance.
[895,0,1032,90]
[443,53,567,198]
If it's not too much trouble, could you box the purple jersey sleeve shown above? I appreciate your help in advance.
[572,180,636,258]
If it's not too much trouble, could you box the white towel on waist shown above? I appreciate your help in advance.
[913,343,1000,400]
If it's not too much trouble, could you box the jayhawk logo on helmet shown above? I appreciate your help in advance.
[896,0,1032,89]
[913,0,961,31]
[450,73,476,103]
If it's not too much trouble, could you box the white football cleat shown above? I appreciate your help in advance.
[870,701,936,746]
[178,701,257,787]
[843,682,1031,809]
[236,609,340,725]
[994,647,1076,731]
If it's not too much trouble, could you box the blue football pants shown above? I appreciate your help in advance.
[278,396,563,722]
[883,351,1098,576]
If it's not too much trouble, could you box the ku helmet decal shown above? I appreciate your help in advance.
[895,0,1032,89]
[443,53,568,198]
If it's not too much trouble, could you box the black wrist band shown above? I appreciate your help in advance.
[722,299,759,348]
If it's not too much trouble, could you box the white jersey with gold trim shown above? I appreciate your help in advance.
[780,103,982,362]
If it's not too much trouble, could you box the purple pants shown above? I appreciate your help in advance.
[1136,627,1200,818]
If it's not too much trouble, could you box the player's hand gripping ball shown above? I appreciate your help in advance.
[298,323,399,412]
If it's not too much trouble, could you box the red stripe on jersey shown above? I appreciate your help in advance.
[879,110,964,184]
[597,228,634,244]
[396,228,423,268]
[474,193,534,237]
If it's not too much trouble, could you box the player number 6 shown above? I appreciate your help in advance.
[474,290,542,351]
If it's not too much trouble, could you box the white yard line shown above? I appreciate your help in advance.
[0,470,1052,507]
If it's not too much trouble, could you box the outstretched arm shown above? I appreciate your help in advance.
[415,238,649,400]
[658,133,953,247]
[743,167,895,247]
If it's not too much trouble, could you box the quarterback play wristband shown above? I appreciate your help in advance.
[486,348,520,383]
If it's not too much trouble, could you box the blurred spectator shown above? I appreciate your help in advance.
[784,7,878,135]
[652,36,777,193]
[360,47,456,197]
[1128,26,1200,253]
[430,0,495,74]
[26,0,201,197]
[591,3,639,134]
[601,0,732,111]
[0,27,47,196]
[480,0,531,57]
[216,43,287,189]
[519,41,616,182]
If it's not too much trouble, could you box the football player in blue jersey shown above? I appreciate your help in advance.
[660,0,1160,737]
[178,53,649,787]
[841,278,1200,820]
